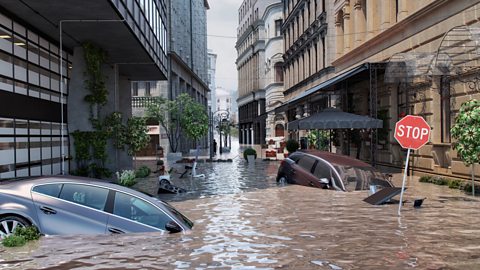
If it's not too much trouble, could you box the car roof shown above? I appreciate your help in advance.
[0,175,154,199]
[296,150,372,167]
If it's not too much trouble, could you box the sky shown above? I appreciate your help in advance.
[207,0,243,93]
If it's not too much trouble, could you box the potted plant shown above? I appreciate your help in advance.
[286,139,299,153]
[243,148,257,163]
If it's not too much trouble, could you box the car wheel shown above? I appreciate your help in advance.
[0,216,29,239]
[277,176,288,184]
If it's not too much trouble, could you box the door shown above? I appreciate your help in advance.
[31,183,109,235]
[106,191,176,234]
[292,155,319,187]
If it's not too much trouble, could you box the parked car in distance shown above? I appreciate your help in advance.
[277,150,393,192]
[0,176,193,239]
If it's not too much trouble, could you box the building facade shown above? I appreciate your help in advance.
[236,0,283,145]
[166,0,209,153]
[207,49,217,111]
[0,0,168,179]
[281,0,480,180]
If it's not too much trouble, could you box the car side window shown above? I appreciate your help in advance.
[113,192,173,231]
[313,160,333,179]
[59,184,109,211]
[32,184,63,197]
[297,156,316,172]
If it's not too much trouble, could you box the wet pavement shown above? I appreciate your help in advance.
[1,155,480,269]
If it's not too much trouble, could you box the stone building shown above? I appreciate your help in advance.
[0,0,168,178]
[236,0,283,146]
[208,49,217,111]
[280,0,480,180]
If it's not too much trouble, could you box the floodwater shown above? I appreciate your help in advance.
[1,158,480,270]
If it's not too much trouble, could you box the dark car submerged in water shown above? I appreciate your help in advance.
[0,176,193,239]
[277,150,393,192]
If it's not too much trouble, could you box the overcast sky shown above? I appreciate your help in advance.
[207,0,242,93]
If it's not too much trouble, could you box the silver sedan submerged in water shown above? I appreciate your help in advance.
[0,176,193,239]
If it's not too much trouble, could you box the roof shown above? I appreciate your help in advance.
[299,150,371,167]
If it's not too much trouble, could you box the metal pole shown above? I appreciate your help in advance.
[398,148,411,216]
[209,110,213,160]
[472,164,475,197]
[60,22,65,175]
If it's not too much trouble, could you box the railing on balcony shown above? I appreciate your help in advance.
[132,96,158,108]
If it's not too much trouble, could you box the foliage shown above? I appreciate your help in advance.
[136,165,151,178]
[307,132,317,149]
[243,148,257,160]
[71,130,110,178]
[125,117,150,156]
[418,175,479,194]
[116,170,137,187]
[286,139,299,153]
[82,42,108,117]
[182,100,209,144]
[2,226,40,247]
[307,130,330,150]
[451,99,480,166]
[146,94,192,152]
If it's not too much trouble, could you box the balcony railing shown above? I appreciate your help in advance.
[132,96,158,108]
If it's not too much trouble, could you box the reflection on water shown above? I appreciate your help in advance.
[1,158,480,269]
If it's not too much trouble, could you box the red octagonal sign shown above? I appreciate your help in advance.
[394,115,431,150]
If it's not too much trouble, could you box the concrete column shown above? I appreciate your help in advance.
[250,127,254,145]
[366,0,378,39]
[354,0,366,46]
[335,13,344,57]
[381,0,396,31]
[343,5,352,53]
[116,75,133,170]
[397,0,409,20]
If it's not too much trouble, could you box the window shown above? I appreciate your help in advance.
[113,192,173,230]
[297,155,316,172]
[275,63,284,82]
[132,82,138,96]
[32,183,63,197]
[59,184,109,211]
[313,160,334,181]
[145,82,151,96]
[275,20,282,37]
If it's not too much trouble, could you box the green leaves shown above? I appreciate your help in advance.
[451,99,480,166]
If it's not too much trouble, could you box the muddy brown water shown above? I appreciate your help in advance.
[1,159,480,269]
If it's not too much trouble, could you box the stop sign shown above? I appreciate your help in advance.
[394,115,431,150]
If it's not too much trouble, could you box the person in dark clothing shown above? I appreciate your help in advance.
[213,139,217,155]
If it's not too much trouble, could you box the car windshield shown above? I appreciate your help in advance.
[335,165,392,192]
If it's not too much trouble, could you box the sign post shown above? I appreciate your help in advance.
[394,115,431,215]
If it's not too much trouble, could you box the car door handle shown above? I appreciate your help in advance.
[108,227,125,234]
[39,206,57,215]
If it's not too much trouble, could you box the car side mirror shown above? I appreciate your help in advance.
[318,178,330,185]
[165,221,182,233]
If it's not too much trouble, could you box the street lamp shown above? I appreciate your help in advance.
[209,110,230,159]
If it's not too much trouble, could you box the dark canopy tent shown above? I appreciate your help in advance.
[287,108,383,130]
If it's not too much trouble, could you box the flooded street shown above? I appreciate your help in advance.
[1,158,480,269]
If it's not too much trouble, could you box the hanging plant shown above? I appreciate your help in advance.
[83,42,108,118]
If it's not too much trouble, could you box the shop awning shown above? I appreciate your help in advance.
[287,108,382,130]
[275,63,370,113]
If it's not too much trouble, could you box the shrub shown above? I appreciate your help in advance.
[286,139,299,153]
[135,165,151,178]
[419,175,432,183]
[2,226,40,247]
[116,170,137,187]
[448,179,461,189]
[243,148,257,161]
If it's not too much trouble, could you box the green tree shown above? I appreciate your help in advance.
[125,117,150,167]
[182,99,209,161]
[146,94,191,152]
[451,99,480,196]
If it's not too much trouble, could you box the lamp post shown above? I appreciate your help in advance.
[209,110,230,159]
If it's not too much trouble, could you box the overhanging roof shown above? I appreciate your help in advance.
[1,0,166,80]
[275,63,370,113]
[287,108,382,130]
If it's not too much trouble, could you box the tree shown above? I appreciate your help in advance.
[146,94,191,152]
[451,99,480,196]
[124,117,150,167]
[182,99,209,161]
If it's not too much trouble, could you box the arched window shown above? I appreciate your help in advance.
[275,124,285,137]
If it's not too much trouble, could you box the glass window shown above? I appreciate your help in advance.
[275,19,282,36]
[59,184,109,211]
[297,156,316,172]
[32,183,63,198]
[113,192,173,230]
[0,50,13,77]
[13,57,27,82]
[0,26,12,53]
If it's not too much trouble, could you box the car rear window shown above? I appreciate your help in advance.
[59,184,109,211]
